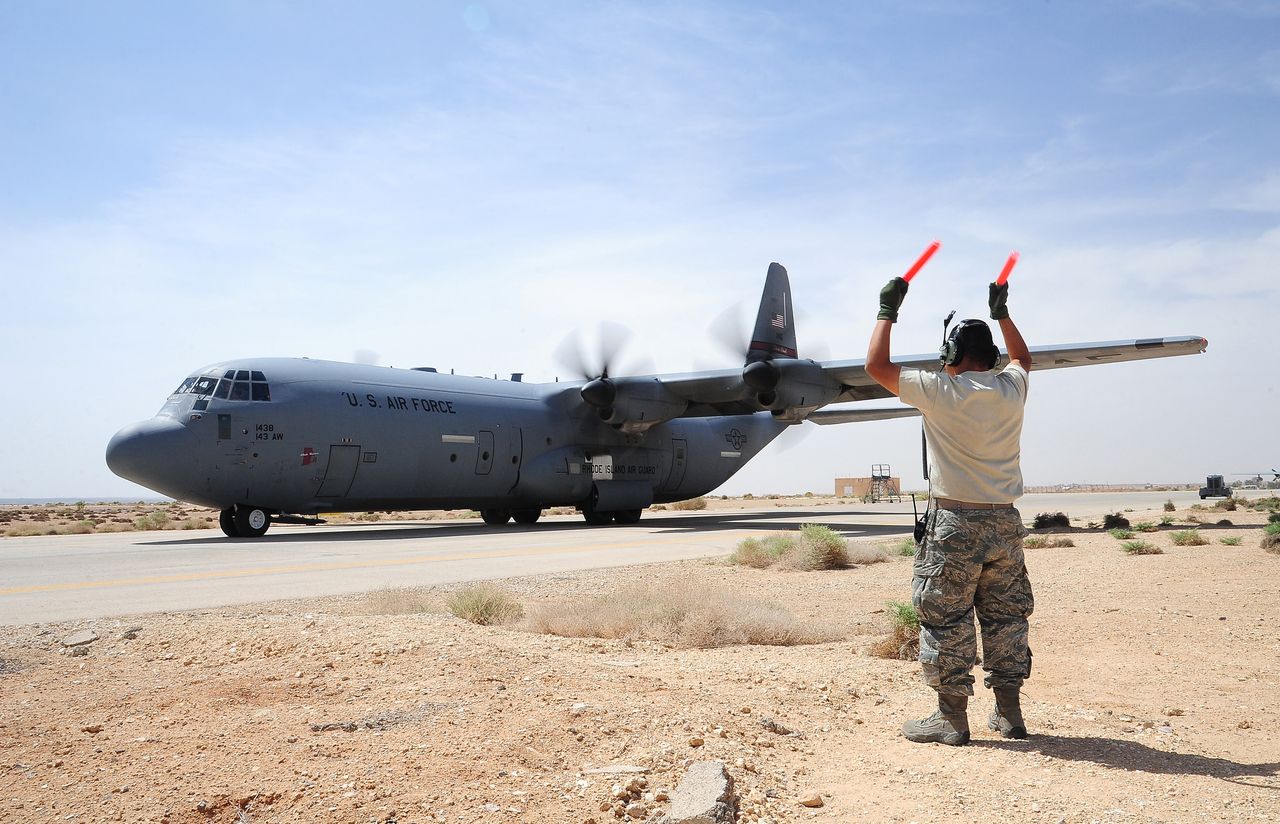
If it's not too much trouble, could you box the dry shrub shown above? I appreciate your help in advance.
[729,535,793,568]
[524,582,841,648]
[1025,536,1074,548]
[1250,497,1280,512]
[1170,529,1208,546]
[447,585,524,626]
[4,523,48,537]
[1032,512,1071,529]
[728,525,862,570]
[1219,536,1242,546]
[1263,533,1280,554]
[1214,497,1239,511]
[1103,513,1130,530]
[134,511,170,531]
[364,587,437,615]
[869,601,920,660]
[1122,540,1163,555]
[843,542,891,565]
[1164,499,1177,512]
[783,524,851,570]
[67,520,97,534]
[671,496,708,511]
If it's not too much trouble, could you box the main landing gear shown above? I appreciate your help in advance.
[580,502,642,526]
[481,508,544,526]
[220,505,271,538]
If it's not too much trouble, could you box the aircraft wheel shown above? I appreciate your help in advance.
[233,506,271,538]
[219,508,240,538]
[512,508,542,525]
[582,506,614,526]
[481,508,511,526]
[613,509,642,525]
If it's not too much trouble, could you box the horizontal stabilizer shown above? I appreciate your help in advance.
[807,407,922,425]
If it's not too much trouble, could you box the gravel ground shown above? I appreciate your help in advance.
[1,500,1277,823]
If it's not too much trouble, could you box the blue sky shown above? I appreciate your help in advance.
[1,1,1276,497]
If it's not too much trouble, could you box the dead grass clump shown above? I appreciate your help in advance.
[843,542,891,565]
[869,600,920,660]
[1214,497,1239,511]
[1032,512,1071,529]
[363,586,437,615]
[1263,533,1280,554]
[671,496,708,511]
[1103,513,1130,530]
[1170,529,1208,546]
[1024,536,1074,548]
[525,583,841,648]
[1122,540,1163,555]
[728,534,795,568]
[134,511,170,531]
[1250,496,1280,512]
[783,524,851,570]
[447,585,524,626]
[1164,499,1177,512]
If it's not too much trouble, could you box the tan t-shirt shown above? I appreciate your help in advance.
[898,363,1028,504]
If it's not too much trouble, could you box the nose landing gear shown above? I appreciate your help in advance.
[220,506,272,538]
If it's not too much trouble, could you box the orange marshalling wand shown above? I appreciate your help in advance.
[902,240,941,283]
[996,251,1020,285]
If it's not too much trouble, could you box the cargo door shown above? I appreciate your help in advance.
[317,445,361,497]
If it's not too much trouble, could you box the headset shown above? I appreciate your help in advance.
[939,313,999,369]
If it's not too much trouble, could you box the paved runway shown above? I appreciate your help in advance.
[0,490,1253,625]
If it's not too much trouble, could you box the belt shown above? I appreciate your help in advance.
[932,497,1014,510]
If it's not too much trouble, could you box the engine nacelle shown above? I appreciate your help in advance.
[756,359,842,420]
[595,378,688,432]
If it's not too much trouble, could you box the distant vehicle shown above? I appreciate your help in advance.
[1200,475,1230,499]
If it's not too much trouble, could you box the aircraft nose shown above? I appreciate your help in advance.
[106,418,198,495]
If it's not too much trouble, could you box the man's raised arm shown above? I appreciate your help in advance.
[989,282,1031,372]
[866,277,909,395]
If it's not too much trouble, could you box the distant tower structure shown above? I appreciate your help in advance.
[869,464,901,502]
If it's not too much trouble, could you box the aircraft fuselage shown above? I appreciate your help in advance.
[106,358,787,524]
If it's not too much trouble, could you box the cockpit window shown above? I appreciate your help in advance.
[191,376,219,395]
[175,371,272,402]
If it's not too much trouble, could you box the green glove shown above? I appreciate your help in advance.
[988,281,1009,320]
[878,277,909,322]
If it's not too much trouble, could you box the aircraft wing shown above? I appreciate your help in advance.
[819,334,1209,405]
[648,334,1208,416]
[558,334,1207,426]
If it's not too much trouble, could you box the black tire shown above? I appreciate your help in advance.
[512,508,542,525]
[481,508,511,526]
[233,506,271,538]
[219,508,240,538]
[614,509,642,525]
[582,506,614,526]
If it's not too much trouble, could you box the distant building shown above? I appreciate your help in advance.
[834,475,902,501]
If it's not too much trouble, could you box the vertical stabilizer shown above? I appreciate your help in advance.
[746,262,798,363]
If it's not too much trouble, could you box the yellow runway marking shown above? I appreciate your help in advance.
[0,532,742,596]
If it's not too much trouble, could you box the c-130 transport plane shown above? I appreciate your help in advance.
[106,264,1207,537]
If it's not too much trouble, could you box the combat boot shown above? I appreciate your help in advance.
[901,693,970,745]
[988,687,1027,739]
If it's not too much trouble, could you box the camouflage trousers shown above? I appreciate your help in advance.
[912,506,1034,697]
